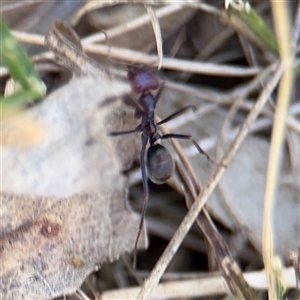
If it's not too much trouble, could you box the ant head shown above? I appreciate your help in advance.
[127,65,160,94]
[146,144,174,184]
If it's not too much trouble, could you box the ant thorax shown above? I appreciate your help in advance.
[138,91,157,113]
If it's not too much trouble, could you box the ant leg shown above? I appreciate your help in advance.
[153,82,165,105]
[109,124,141,136]
[157,105,196,125]
[98,93,145,118]
[160,133,214,163]
[123,94,145,118]
[133,135,149,269]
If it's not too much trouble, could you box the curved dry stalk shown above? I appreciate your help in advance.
[71,0,184,28]
[71,0,220,19]
[80,4,184,45]
[145,5,163,68]
[263,2,294,299]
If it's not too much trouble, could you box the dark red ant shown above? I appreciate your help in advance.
[109,66,212,267]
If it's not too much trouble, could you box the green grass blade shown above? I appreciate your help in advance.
[226,1,279,56]
[0,16,46,117]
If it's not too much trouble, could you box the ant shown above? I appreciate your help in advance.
[108,65,213,268]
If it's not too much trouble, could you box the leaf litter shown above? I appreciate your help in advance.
[1,1,299,300]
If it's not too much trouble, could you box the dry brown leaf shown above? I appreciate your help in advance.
[0,192,142,300]
[1,77,146,299]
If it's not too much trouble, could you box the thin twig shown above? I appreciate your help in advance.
[102,267,296,299]
[83,43,261,76]
[10,30,260,77]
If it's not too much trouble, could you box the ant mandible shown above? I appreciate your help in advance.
[109,65,213,268]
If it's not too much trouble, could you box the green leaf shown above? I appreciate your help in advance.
[0,17,46,117]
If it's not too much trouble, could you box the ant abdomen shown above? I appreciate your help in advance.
[146,144,174,185]
[128,66,160,93]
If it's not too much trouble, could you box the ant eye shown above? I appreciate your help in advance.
[146,144,174,184]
